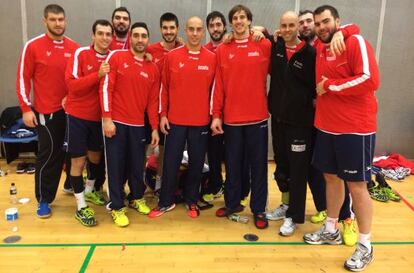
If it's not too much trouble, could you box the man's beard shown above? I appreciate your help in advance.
[162,34,177,43]
[210,30,226,42]
[318,26,337,43]
[47,25,65,37]
[300,31,315,42]
[114,26,129,38]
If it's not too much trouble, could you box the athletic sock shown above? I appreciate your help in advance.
[85,179,95,194]
[325,216,339,233]
[359,232,372,252]
[74,191,87,210]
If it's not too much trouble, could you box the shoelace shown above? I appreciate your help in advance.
[82,207,95,217]
[350,245,367,261]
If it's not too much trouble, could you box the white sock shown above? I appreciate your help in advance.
[84,179,95,194]
[359,232,372,252]
[325,217,338,233]
[74,191,87,210]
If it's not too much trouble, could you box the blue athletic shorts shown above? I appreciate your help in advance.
[66,115,103,157]
[312,130,375,182]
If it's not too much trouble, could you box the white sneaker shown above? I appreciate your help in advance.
[279,217,296,236]
[344,243,374,271]
[266,204,288,220]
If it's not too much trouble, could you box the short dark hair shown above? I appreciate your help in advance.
[131,22,150,37]
[299,10,313,17]
[314,5,339,19]
[92,19,113,34]
[44,4,65,18]
[111,7,131,21]
[228,4,252,23]
[160,12,179,27]
[206,11,226,27]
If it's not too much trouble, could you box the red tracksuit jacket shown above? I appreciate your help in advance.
[65,46,109,122]
[211,36,271,124]
[160,45,216,126]
[16,33,79,114]
[314,34,380,134]
[99,50,160,129]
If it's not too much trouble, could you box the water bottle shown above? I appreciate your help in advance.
[228,213,249,224]
[10,183,17,204]
[5,208,19,232]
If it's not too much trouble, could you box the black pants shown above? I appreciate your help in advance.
[159,124,209,207]
[34,109,66,203]
[224,121,268,214]
[204,132,225,195]
[277,122,313,224]
[104,122,146,210]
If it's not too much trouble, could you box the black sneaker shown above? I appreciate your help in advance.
[26,163,35,174]
[16,162,27,174]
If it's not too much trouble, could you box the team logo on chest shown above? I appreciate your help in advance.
[248,51,260,57]
[64,52,72,58]
[123,62,129,69]
[198,65,209,71]
[140,71,148,78]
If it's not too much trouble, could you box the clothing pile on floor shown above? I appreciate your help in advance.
[373,153,414,181]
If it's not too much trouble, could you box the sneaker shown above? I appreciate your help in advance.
[202,193,214,202]
[75,206,97,227]
[129,198,151,215]
[62,187,74,194]
[279,217,296,236]
[111,207,129,227]
[342,218,358,247]
[187,204,200,218]
[254,213,269,229]
[266,204,288,221]
[240,197,248,207]
[148,203,176,218]
[344,243,374,272]
[26,163,35,174]
[37,202,51,218]
[16,162,27,174]
[214,186,224,198]
[380,187,401,202]
[215,205,244,217]
[368,184,389,202]
[311,210,327,224]
[303,225,343,245]
[85,191,105,206]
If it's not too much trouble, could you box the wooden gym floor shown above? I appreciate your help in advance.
[0,160,413,273]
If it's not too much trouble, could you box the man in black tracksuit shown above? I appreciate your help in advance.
[267,11,316,236]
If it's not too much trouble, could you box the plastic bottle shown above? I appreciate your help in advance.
[10,183,17,204]
[228,213,249,224]
[5,208,19,232]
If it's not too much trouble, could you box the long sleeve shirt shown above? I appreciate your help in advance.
[211,36,271,124]
[16,33,79,114]
[314,34,380,134]
[159,45,216,126]
[99,50,160,129]
[65,46,109,121]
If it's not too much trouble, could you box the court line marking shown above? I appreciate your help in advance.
[1,241,414,248]
[79,245,95,273]
[395,190,414,212]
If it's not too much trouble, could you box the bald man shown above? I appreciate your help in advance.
[149,17,217,219]
[265,11,316,236]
